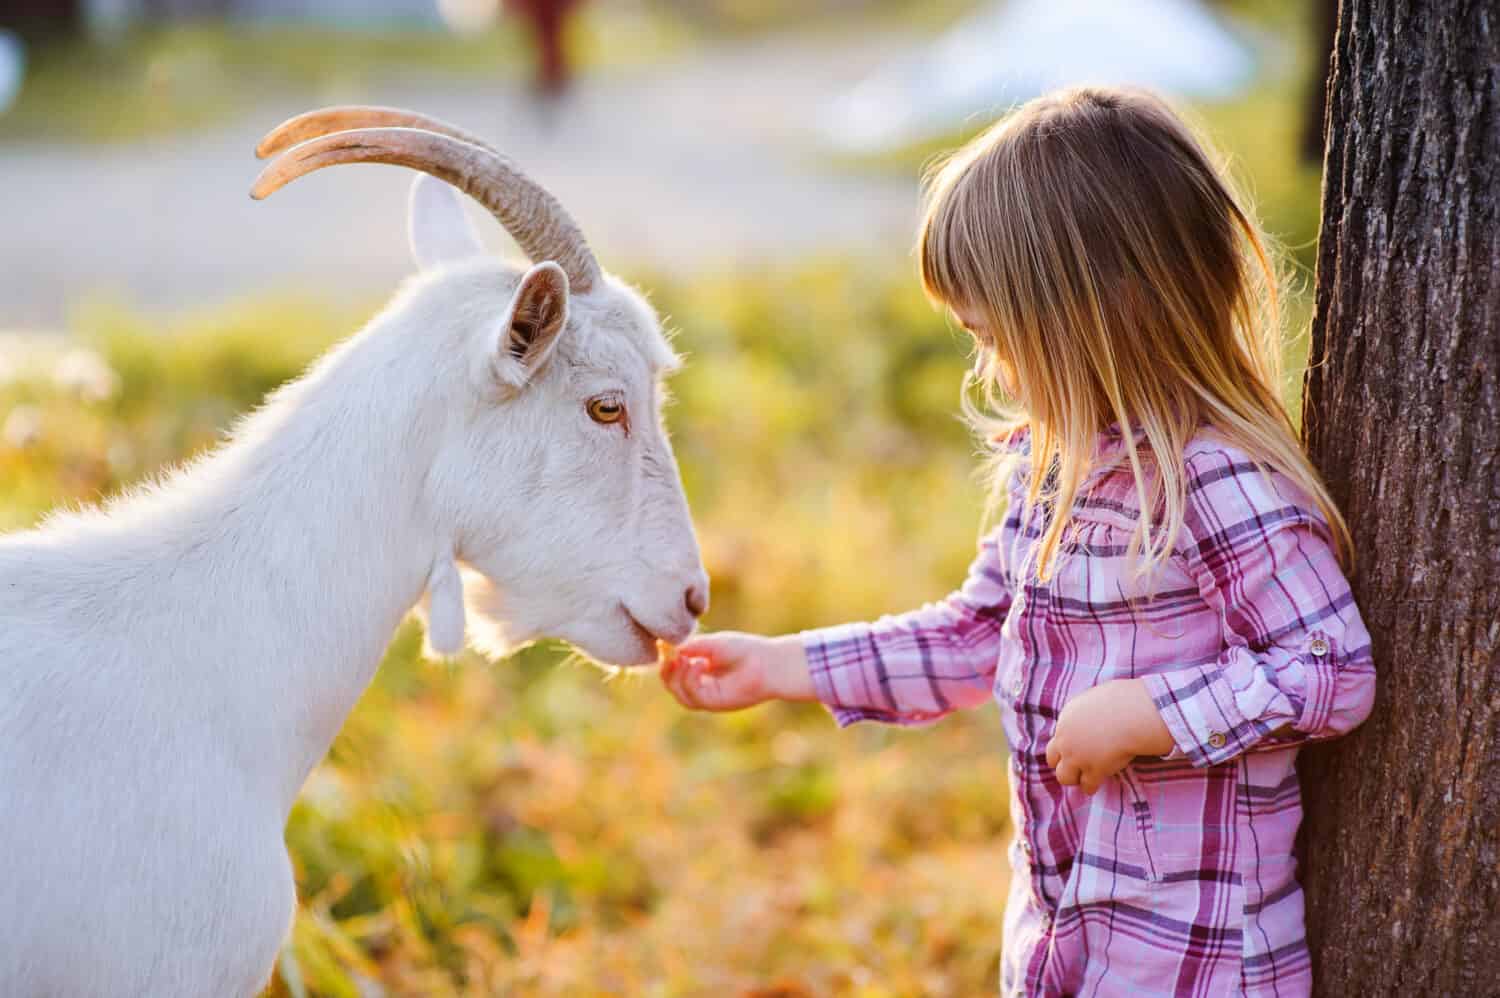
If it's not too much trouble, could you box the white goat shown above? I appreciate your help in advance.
[0,107,708,997]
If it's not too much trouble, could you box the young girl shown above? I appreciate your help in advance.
[660,87,1375,997]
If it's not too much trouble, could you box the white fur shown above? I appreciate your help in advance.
[424,550,467,656]
[0,180,706,996]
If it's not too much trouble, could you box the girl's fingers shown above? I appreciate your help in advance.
[693,664,737,711]
[1054,760,1082,787]
[659,656,688,703]
[675,637,716,661]
[659,662,682,703]
[678,634,745,673]
[693,659,747,712]
[660,635,757,712]
[1045,739,1062,768]
[679,658,731,712]
[661,656,698,709]
[692,669,721,710]
[674,667,702,710]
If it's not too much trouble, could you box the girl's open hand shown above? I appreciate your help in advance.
[1046,679,1176,794]
[659,632,814,712]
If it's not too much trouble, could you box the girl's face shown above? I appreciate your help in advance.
[953,304,1021,399]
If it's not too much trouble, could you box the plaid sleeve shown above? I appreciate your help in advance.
[800,527,1012,727]
[1142,449,1376,768]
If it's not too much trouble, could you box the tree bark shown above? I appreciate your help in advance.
[1299,1,1499,995]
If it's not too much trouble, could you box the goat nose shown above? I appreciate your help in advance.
[684,581,709,619]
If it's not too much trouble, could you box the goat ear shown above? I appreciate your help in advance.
[409,174,484,271]
[490,261,569,388]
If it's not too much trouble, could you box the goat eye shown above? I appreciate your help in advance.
[587,397,626,425]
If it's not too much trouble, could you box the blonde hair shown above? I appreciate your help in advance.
[919,87,1351,581]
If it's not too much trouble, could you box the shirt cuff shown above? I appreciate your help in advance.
[1294,628,1339,733]
[1143,663,1265,767]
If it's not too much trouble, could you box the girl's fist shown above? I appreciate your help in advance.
[1046,679,1175,794]
[658,632,813,712]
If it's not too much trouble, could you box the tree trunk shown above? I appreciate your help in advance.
[1299,1,1499,995]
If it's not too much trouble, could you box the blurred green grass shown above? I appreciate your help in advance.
[0,8,691,144]
[0,0,980,146]
[1,26,518,143]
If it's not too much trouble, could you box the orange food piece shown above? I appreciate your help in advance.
[656,639,677,664]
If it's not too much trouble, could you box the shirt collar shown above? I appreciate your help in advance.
[1095,421,1151,470]
[996,421,1149,467]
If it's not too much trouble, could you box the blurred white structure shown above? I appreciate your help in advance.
[0,30,23,116]
[84,0,442,32]
[822,0,1255,153]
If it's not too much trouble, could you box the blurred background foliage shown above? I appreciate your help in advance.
[0,9,685,142]
[0,0,978,143]
[0,0,1323,994]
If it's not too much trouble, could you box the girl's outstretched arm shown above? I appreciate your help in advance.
[662,528,1013,724]
[798,522,1020,723]
[796,527,1013,726]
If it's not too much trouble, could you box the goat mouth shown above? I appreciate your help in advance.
[621,606,659,649]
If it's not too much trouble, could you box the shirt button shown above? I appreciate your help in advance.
[1011,676,1024,697]
[1207,731,1227,749]
[1309,637,1330,657]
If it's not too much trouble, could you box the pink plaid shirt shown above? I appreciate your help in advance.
[801,427,1375,997]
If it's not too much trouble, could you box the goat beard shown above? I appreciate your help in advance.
[420,554,466,658]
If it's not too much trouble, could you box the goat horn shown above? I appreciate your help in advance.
[251,123,601,294]
[254,105,495,160]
